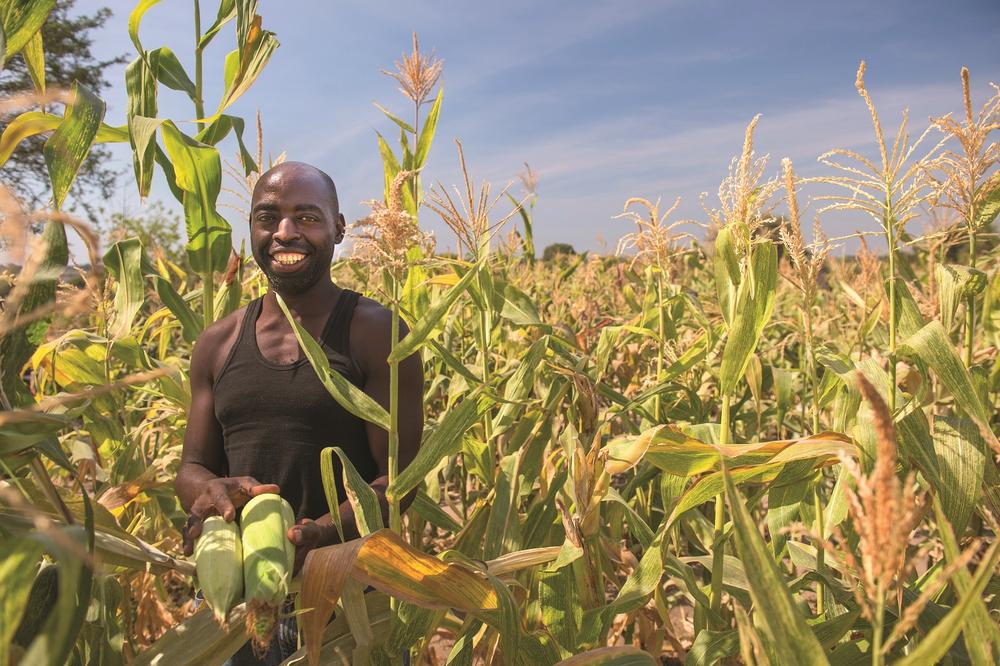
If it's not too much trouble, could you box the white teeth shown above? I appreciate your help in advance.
[273,252,305,265]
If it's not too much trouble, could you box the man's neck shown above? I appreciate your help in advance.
[262,277,340,320]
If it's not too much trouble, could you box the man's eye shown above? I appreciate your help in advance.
[299,215,318,223]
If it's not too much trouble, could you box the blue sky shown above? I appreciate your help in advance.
[71,0,1000,256]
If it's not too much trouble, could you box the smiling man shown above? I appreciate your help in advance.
[176,162,423,665]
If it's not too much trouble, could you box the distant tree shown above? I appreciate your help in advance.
[0,0,127,215]
[542,243,576,261]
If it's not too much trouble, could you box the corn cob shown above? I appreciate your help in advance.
[193,516,244,627]
[240,493,295,654]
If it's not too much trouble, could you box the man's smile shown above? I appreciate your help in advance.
[270,251,309,269]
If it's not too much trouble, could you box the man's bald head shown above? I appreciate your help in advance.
[252,161,340,214]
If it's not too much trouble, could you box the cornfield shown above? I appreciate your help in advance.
[2,2,999,665]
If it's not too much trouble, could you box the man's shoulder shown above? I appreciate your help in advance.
[196,304,249,350]
[351,294,392,332]
[190,305,252,384]
[348,295,404,373]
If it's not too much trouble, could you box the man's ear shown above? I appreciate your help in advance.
[335,213,346,243]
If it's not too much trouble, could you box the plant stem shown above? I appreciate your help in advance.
[886,219,897,414]
[872,596,885,666]
[388,277,401,534]
[964,229,976,368]
[803,305,826,614]
[193,0,212,325]
[813,485,825,616]
[655,273,665,423]
[710,394,732,617]
[193,0,205,132]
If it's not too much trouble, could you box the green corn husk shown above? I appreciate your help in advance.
[240,493,295,655]
[194,516,244,627]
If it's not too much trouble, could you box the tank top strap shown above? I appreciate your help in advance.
[324,289,360,355]
[214,297,263,386]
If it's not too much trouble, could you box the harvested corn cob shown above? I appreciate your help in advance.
[194,516,244,627]
[240,493,295,654]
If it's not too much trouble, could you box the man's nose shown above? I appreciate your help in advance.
[272,216,301,242]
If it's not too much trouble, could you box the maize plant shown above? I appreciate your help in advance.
[1,2,999,666]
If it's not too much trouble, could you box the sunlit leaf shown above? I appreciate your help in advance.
[719,242,777,395]
[0,0,53,64]
[276,293,390,431]
[722,463,829,665]
[159,121,233,275]
[43,82,106,209]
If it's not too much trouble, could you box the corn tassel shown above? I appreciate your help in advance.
[241,493,295,654]
[194,516,243,627]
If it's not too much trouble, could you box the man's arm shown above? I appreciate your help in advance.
[177,320,278,555]
[288,303,423,567]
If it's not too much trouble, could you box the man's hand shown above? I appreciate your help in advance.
[287,518,340,575]
[182,476,280,555]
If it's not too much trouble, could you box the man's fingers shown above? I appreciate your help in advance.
[247,482,280,497]
[214,492,236,522]
[288,519,317,546]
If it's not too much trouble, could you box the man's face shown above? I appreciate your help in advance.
[249,166,345,294]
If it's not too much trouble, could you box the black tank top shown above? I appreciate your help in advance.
[212,290,377,521]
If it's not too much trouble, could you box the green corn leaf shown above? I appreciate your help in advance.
[0,111,126,169]
[930,495,1000,664]
[216,5,278,113]
[0,0,53,64]
[127,0,159,56]
[483,453,519,560]
[44,82,106,210]
[0,537,45,653]
[712,226,739,326]
[276,293,391,431]
[893,537,1000,666]
[974,180,1000,229]
[899,320,998,451]
[936,264,988,333]
[722,463,829,665]
[19,524,94,666]
[198,0,236,50]
[151,276,202,343]
[932,417,986,536]
[319,443,345,542]
[685,629,739,666]
[766,478,809,556]
[492,337,548,435]
[409,490,462,532]
[499,280,543,327]
[148,46,196,99]
[888,277,926,341]
[415,87,443,166]
[125,48,159,196]
[22,27,44,93]
[388,393,490,500]
[103,238,149,339]
[329,446,384,536]
[555,646,657,665]
[388,262,480,362]
[131,603,250,665]
[376,131,401,204]
[719,242,777,396]
[602,489,654,549]
[159,121,233,275]
[539,565,580,653]
[373,101,415,133]
[0,219,67,408]
[0,412,71,456]
[195,114,258,174]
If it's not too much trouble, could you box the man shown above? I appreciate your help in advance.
[177,162,423,664]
